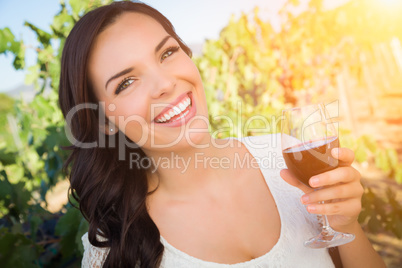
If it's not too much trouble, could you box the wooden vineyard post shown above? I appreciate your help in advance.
[362,64,379,116]
[373,43,392,91]
[390,37,402,75]
[379,42,397,79]
[336,68,357,137]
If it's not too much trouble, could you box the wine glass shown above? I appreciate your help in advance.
[281,103,355,248]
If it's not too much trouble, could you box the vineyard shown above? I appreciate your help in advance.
[338,40,402,267]
[0,0,402,267]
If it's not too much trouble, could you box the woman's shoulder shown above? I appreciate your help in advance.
[81,232,110,268]
[241,133,281,148]
[239,133,282,157]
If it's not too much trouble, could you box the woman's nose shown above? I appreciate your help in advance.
[149,68,176,99]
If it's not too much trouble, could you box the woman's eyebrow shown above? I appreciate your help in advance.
[105,67,134,91]
[155,36,172,53]
[104,36,172,91]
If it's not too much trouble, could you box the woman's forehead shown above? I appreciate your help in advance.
[90,12,170,62]
[102,12,167,38]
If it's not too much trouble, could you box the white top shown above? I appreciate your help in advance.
[81,134,335,268]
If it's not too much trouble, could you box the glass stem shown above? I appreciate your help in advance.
[319,200,334,235]
[322,215,333,234]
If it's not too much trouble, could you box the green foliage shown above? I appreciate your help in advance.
[360,187,402,239]
[0,94,16,148]
[55,205,89,260]
[0,28,25,69]
[0,228,43,268]
[339,129,402,183]
[0,170,31,218]
[195,10,285,139]
[195,0,402,139]
[0,0,112,266]
[339,130,402,236]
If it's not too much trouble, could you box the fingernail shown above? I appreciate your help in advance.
[301,195,310,204]
[307,205,316,212]
[332,148,340,158]
[310,177,320,187]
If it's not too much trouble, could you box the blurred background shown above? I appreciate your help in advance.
[0,0,401,267]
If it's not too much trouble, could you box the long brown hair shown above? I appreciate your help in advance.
[58,1,192,267]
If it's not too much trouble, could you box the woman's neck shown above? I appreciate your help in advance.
[145,136,242,199]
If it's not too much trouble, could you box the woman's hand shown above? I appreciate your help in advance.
[280,147,364,232]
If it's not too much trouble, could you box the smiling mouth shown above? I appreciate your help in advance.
[154,93,192,124]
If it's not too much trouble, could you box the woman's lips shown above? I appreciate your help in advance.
[153,92,196,127]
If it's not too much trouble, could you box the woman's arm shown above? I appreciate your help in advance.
[336,221,385,268]
[280,147,386,268]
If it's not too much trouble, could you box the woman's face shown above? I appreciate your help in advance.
[88,12,209,155]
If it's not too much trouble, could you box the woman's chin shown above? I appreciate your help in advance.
[141,131,210,153]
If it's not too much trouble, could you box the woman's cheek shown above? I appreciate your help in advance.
[123,118,151,146]
[112,96,150,132]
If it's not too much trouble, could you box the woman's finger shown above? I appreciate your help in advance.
[280,169,313,194]
[306,198,362,217]
[301,181,364,204]
[308,166,361,188]
[332,147,355,166]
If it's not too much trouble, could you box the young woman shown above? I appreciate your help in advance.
[58,1,385,267]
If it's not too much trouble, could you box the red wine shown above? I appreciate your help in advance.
[282,136,339,187]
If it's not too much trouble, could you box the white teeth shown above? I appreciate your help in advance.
[155,95,192,123]
[173,106,181,115]
[170,110,189,122]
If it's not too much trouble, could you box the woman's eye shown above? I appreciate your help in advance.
[161,46,180,62]
[115,77,135,95]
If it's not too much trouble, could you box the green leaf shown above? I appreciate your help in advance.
[0,31,8,53]
[0,28,15,53]
[52,7,74,37]
[361,135,378,153]
[76,217,89,254]
[11,181,32,216]
[25,64,40,85]
[375,150,391,173]
[69,0,87,19]
[37,45,54,64]
[354,142,367,163]
[49,59,61,87]
[29,215,42,241]
[12,41,25,70]
[11,222,23,234]
[24,22,52,47]
[0,28,24,69]
[0,149,16,166]
[386,148,399,170]
[0,176,12,214]
[55,207,84,260]
[0,228,43,267]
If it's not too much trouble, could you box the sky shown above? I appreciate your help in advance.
[0,0,350,93]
